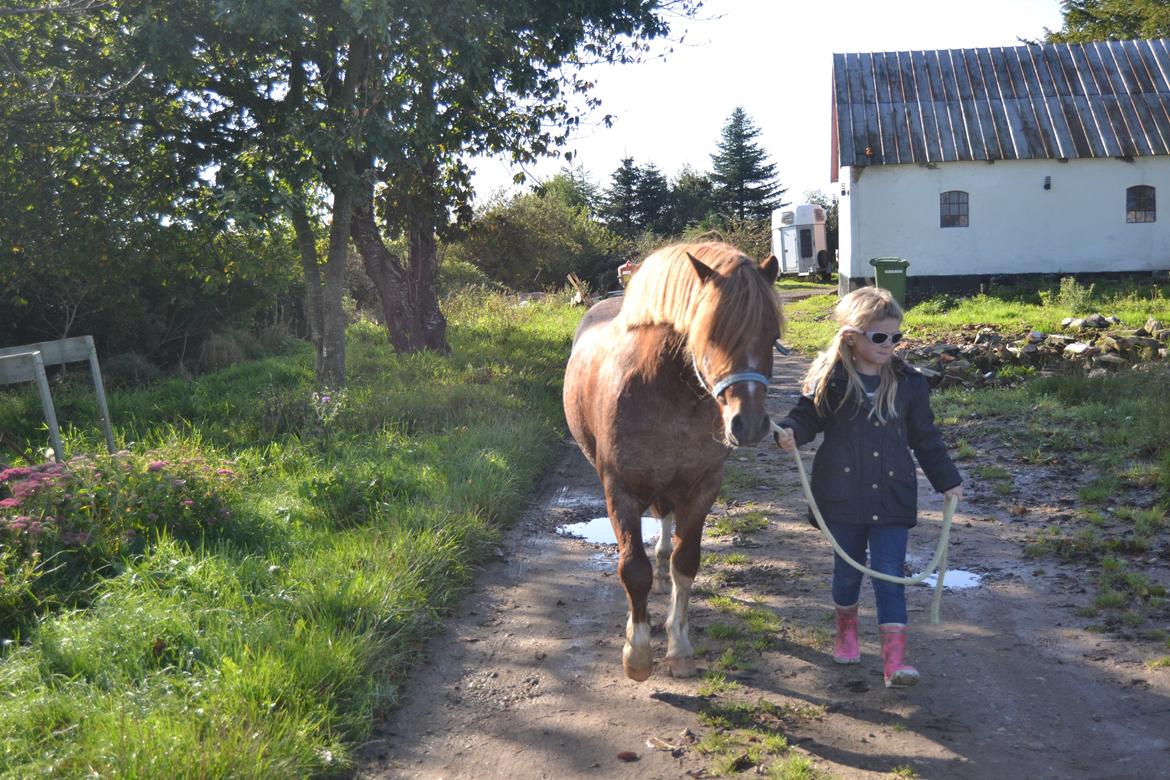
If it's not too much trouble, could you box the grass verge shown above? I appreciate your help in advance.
[0,289,578,777]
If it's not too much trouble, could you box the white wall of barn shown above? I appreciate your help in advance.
[837,157,1170,280]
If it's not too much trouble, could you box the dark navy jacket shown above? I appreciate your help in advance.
[777,359,961,528]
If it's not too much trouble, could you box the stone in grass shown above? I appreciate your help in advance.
[946,358,972,371]
[1064,342,1096,357]
[974,328,1002,346]
[1081,313,1110,329]
[1096,334,1121,353]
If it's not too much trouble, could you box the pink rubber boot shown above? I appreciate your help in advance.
[833,603,861,664]
[879,624,919,688]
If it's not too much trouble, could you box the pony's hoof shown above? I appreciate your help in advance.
[663,655,697,678]
[623,643,653,681]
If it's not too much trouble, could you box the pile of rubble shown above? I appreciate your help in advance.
[903,316,1170,387]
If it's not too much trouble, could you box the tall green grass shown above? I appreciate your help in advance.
[0,289,579,777]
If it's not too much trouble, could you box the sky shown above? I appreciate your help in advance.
[471,0,1067,204]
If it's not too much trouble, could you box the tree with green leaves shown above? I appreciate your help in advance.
[0,2,298,363]
[667,165,716,233]
[1047,0,1170,42]
[534,166,601,215]
[449,183,621,289]
[710,107,786,222]
[5,0,701,387]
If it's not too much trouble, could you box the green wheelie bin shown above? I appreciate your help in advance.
[868,257,910,308]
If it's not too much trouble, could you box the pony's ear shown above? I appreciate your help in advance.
[687,252,717,284]
[759,255,780,285]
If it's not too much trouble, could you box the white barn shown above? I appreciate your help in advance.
[832,38,1170,298]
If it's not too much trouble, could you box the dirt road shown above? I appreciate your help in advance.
[361,355,1170,779]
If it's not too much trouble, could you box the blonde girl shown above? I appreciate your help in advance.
[774,287,962,687]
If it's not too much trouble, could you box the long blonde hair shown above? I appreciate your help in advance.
[804,287,904,422]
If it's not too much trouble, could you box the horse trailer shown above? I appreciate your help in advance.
[771,203,829,278]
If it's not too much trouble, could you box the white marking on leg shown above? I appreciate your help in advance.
[624,614,652,673]
[653,513,674,594]
[665,569,694,661]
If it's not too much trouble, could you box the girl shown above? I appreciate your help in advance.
[773,287,962,688]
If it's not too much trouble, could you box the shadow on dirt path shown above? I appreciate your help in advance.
[361,348,1170,780]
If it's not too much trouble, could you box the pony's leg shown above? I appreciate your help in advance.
[652,511,674,595]
[608,491,654,682]
[662,494,717,678]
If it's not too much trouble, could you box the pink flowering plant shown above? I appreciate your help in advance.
[0,450,245,633]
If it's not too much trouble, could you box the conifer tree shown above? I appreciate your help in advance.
[600,157,643,237]
[634,163,671,235]
[710,107,786,221]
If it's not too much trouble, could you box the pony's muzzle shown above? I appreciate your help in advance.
[715,373,771,447]
[728,410,771,447]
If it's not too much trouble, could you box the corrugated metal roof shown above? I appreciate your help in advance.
[831,38,1170,174]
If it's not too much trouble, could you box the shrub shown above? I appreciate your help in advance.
[257,322,297,355]
[912,294,959,315]
[0,450,248,635]
[438,257,495,294]
[1049,276,1097,314]
[196,331,246,372]
[101,352,166,389]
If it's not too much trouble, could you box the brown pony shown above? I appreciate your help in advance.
[563,241,783,681]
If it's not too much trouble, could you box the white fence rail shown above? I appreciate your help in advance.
[0,335,115,461]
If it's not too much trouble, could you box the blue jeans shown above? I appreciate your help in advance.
[827,523,909,625]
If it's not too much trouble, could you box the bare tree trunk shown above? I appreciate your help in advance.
[408,218,449,353]
[289,204,325,376]
[350,191,425,353]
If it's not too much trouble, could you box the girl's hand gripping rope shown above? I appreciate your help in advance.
[773,423,796,452]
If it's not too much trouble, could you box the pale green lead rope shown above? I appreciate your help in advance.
[770,420,960,625]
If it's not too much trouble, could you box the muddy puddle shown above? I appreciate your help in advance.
[915,569,984,589]
[555,516,661,546]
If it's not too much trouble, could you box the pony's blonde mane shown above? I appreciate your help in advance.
[618,242,782,379]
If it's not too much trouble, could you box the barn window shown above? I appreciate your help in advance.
[940,191,969,228]
[1127,185,1156,223]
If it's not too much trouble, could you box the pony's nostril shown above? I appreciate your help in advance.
[730,414,746,442]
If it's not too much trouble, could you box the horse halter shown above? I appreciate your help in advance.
[710,371,770,399]
[704,339,786,399]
